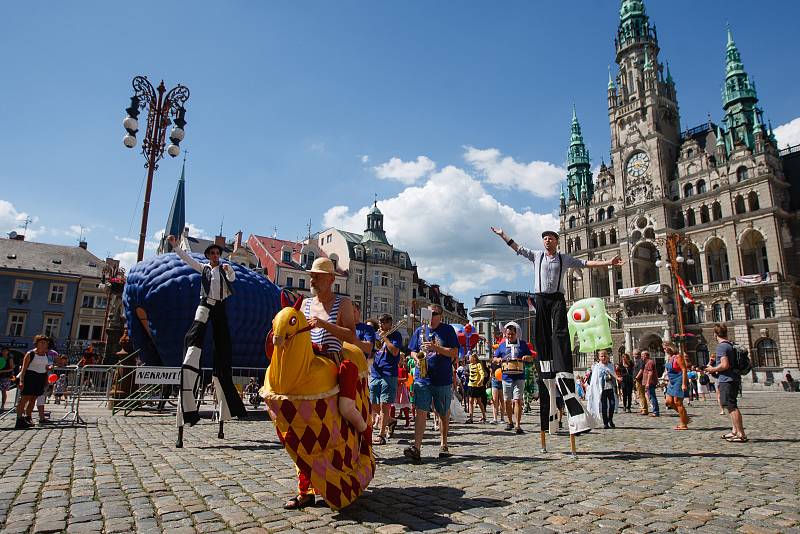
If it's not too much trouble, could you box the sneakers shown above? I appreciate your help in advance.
[505,423,514,431]
[489,419,497,425]
[403,445,421,463]
[438,445,452,458]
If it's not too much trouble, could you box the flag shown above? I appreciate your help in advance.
[527,296,535,312]
[675,274,695,305]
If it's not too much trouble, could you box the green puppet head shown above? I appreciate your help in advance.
[567,297,614,353]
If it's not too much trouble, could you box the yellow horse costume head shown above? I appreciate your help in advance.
[260,293,374,510]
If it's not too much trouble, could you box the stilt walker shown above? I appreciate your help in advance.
[491,226,623,457]
[167,235,246,448]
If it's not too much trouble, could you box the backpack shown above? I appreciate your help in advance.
[699,373,710,385]
[724,341,752,376]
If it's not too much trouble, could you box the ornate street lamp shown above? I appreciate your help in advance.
[122,76,190,262]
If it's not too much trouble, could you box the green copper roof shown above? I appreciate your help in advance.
[608,66,614,89]
[643,47,653,70]
[620,0,646,21]
[725,27,745,77]
[665,62,674,85]
[566,107,593,205]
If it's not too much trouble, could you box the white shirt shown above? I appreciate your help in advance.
[174,246,236,302]
[515,247,586,295]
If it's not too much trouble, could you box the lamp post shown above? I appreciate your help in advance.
[654,233,695,351]
[122,76,190,262]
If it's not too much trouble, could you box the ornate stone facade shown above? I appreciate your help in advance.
[559,0,800,381]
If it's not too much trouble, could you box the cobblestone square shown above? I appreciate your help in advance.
[0,391,798,533]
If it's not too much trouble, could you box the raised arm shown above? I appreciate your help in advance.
[168,235,204,273]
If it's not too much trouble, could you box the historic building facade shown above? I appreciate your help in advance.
[559,0,800,380]
[469,291,535,358]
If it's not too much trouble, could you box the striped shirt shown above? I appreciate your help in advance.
[516,247,586,295]
[304,296,343,354]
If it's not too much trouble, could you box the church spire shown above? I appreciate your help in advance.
[721,26,759,151]
[160,155,187,254]
[566,107,593,206]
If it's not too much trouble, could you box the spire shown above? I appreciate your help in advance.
[161,156,187,253]
[716,126,725,146]
[560,183,566,201]
[665,61,674,85]
[607,66,615,89]
[753,108,761,129]
[566,106,593,206]
[725,26,745,77]
[643,47,653,70]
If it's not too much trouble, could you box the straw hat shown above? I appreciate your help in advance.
[309,257,335,274]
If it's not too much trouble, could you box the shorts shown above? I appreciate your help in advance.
[502,378,526,401]
[467,386,486,399]
[413,383,451,417]
[718,381,740,409]
[491,378,503,390]
[369,376,398,405]
[22,371,46,396]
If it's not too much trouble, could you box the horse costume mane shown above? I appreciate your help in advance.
[261,295,375,510]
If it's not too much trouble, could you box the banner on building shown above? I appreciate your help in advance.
[617,283,660,298]
[736,273,772,285]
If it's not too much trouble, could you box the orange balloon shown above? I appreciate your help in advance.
[494,368,502,381]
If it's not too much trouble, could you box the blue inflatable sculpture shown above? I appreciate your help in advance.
[123,253,280,368]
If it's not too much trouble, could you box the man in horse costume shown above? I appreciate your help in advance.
[261,258,375,510]
[168,235,247,449]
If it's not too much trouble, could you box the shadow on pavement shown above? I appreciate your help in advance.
[335,485,509,530]
[589,450,761,460]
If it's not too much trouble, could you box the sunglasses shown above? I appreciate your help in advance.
[431,311,441,317]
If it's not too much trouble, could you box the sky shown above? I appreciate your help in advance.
[2,1,799,311]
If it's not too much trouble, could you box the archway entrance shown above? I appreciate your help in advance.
[638,332,665,375]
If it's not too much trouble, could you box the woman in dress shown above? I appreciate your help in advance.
[663,342,689,430]
[15,335,51,429]
[393,356,412,427]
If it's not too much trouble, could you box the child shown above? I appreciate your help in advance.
[53,374,66,404]
[393,357,412,427]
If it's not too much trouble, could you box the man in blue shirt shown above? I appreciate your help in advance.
[493,322,534,434]
[404,304,459,462]
[370,314,403,445]
[706,324,747,442]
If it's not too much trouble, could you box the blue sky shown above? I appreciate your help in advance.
[2,1,799,309]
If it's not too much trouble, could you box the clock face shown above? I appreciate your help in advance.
[626,152,650,178]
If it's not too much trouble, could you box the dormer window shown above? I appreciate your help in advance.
[282,249,291,263]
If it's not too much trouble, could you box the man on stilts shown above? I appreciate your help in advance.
[168,235,246,448]
[490,227,622,453]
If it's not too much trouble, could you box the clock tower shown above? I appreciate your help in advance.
[609,0,680,214]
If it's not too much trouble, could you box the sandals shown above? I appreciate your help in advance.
[438,445,452,458]
[673,426,688,431]
[403,445,421,463]
[726,435,748,443]
[721,432,736,440]
[465,417,474,424]
[283,494,314,510]
[387,419,398,438]
[372,435,387,445]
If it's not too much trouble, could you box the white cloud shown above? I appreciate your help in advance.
[359,155,370,164]
[310,142,327,154]
[113,251,138,271]
[0,199,45,239]
[464,146,565,198]
[373,156,437,185]
[322,163,559,300]
[774,117,800,148]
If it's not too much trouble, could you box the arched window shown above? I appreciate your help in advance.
[734,195,746,215]
[756,338,780,367]
[591,233,599,248]
[748,297,760,319]
[712,202,723,220]
[741,230,769,275]
[712,303,723,322]
[699,205,710,224]
[687,148,694,158]
[748,191,760,211]
[607,206,615,218]
[567,239,573,253]
[763,297,775,318]
[597,209,606,221]
[601,178,607,187]
[686,305,697,324]
[644,228,655,240]
[609,228,617,244]
[696,304,705,323]
[684,183,694,197]
[599,232,607,247]
[632,242,660,286]
[706,238,730,283]
[575,236,581,250]
[569,216,576,229]
[737,166,749,182]
[724,302,734,321]
[686,208,696,227]
[675,211,685,229]
[696,180,707,194]
[307,251,316,267]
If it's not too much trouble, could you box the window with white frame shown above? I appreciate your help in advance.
[282,249,292,263]
[298,278,305,289]
[6,312,26,336]
[94,295,108,309]
[381,272,389,287]
[49,284,66,304]
[354,269,363,284]
[286,276,294,287]
[400,255,406,267]
[82,295,95,308]
[399,276,407,290]
[43,314,62,338]
[334,283,341,293]
[373,271,380,285]
[380,297,389,312]
[13,280,32,301]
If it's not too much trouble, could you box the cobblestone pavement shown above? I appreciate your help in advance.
[0,391,798,533]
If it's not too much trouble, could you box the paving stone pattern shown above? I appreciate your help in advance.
[0,392,798,533]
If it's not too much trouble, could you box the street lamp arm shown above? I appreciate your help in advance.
[131,76,156,108]
[166,85,190,112]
